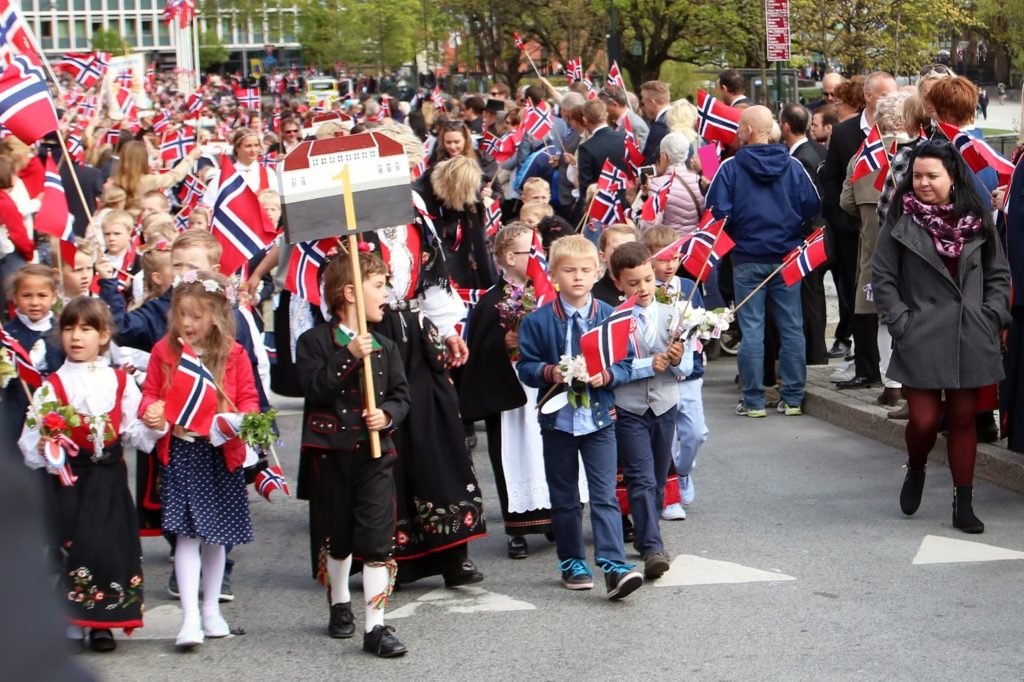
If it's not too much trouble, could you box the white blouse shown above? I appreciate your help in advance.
[18,358,164,470]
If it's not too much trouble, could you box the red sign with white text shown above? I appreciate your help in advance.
[765,0,791,62]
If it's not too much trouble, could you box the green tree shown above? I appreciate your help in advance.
[973,0,1024,83]
[199,31,230,69]
[92,27,125,54]
[294,0,424,73]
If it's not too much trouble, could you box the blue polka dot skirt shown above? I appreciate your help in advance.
[160,437,253,546]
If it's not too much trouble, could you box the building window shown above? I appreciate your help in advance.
[122,0,136,10]
[39,19,53,50]
[220,17,232,42]
[57,20,70,50]
[157,19,169,46]
[140,0,152,8]
[141,19,153,46]
[252,16,263,43]
[90,0,102,9]
[72,0,84,10]
[74,19,86,48]
[54,0,68,10]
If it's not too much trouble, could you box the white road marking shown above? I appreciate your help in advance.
[912,534,1024,565]
[127,603,182,640]
[387,586,536,619]
[654,554,796,587]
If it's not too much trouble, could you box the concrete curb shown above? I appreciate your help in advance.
[804,382,1024,493]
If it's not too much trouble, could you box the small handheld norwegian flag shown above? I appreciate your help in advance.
[781,227,827,286]
[0,328,42,387]
[164,341,219,436]
[254,464,290,501]
[580,295,637,377]
[695,89,741,146]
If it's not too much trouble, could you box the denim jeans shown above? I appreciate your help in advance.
[541,426,625,564]
[733,261,806,409]
[673,378,708,477]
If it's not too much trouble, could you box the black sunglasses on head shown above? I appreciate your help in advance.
[919,63,952,77]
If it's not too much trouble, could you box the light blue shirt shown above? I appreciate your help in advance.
[554,295,601,436]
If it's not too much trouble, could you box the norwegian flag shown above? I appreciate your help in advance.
[526,244,555,306]
[937,120,1015,185]
[211,155,277,274]
[115,69,133,89]
[65,129,85,163]
[513,31,526,51]
[100,127,120,148]
[114,88,137,121]
[480,131,498,157]
[145,63,155,92]
[254,465,290,501]
[150,111,169,134]
[284,238,336,306]
[589,188,625,226]
[185,92,203,116]
[76,93,97,120]
[259,151,278,172]
[523,99,553,141]
[580,295,636,377]
[165,341,219,435]
[482,131,516,164]
[58,237,78,269]
[649,233,690,262]
[56,52,108,89]
[177,174,205,207]
[162,0,196,28]
[35,158,73,240]
[0,328,42,387]
[851,125,889,188]
[598,159,629,194]
[622,116,645,175]
[453,285,490,305]
[641,175,673,221]
[695,89,741,146]
[680,214,734,281]
[234,87,259,109]
[372,97,391,122]
[781,227,827,286]
[483,198,502,238]
[607,60,625,89]
[581,74,597,100]
[0,55,58,144]
[411,156,429,180]
[566,57,583,84]
[0,0,40,66]
[160,126,196,165]
[174,204,193,231]
[430,85,445,111]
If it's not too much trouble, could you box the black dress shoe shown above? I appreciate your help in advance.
[88,628,116,653]
[328,602,355,639]
[443,560,484,587]
[507,536,528,560]
[363,625,408,658]
[835,376,877,390]
[827,340,851,358]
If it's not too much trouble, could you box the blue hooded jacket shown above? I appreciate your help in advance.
[706,143,821,264]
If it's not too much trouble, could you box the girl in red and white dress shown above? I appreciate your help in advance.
[19,297,163,653]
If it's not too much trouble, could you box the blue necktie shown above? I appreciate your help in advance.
[571,312,583,356]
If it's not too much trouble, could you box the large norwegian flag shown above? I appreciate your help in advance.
[284,237,336,306]
[211,155,277,274]
[850,125,889,189]
[0,0,40,66]
[160,126,196,165]
[234,87,260,109]
[0,327,41,387]
[35,158,73,240]
[523,99,554,141]
[695,89,741,146]
[56,52,108,89]
[607,60,625,89]
[165,341,219,435]
[781,227,827,286]
[937,120,1015,185]
[0,55,58,144]
[680,212,735,281]
[580,294,636,377]
[162,0,196,28]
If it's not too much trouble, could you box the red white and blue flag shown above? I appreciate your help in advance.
[680,213,734,281]
[695,89,741,146]
[35,158,73,241]
[234,87,259,109]
[160,125,196,165]
[598,159,629,194]
[430,85,445,111]
[177,173,205,207]
[589,188,625,226]
[523,100,554,141]
[65,128,85,163]
[56,52,108,89]
[582,74,597,100]
[284,237,336,306]
[185,92,203,115]
[607,60,625,89]
[513,32,526,51]
[114,87,137,121]
[641,175,673,221]
[115,69,133,89]
[580,294,636,377]
[162,0,196,28]
[526,243,556,306]
[0,327,41,387]
[0,55,58,144]
[851,125,889,188]
[484,197,502,238]
[453,284,490,305]
[0,0,40,66]
[781,227,827,286]
[622,116,645,176]
[566,57,583,84]
[372,97,391,122]
[211,155,277,274]
[937,120,1015,185]
[165,341,219,435]
[150,111,169,134]
[255,465,290,501]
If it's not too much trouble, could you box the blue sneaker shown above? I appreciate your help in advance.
[558,558,594,590]
[597,558,644,600]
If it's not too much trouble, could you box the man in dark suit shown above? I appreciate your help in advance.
[640,80,672,165]
[780,103,828,365]
[820,71,896,363]
[575,98,628,220]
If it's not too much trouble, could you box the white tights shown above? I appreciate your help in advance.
[174,537,227,624]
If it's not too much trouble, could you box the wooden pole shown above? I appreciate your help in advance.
[671,217,727,340]
[339,164,382,459]
[733,259,790,313]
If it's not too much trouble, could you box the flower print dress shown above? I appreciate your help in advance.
[18,358,162,632]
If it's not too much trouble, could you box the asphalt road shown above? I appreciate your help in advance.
[81,356,1024,681]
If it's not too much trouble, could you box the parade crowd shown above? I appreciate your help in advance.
[4,44,1024,663]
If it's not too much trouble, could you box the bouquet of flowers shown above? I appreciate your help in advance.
[25,386,82,487]
[654,285,677,305]
[496,282,539,360]
[239,408,279,453]
[0,347,16,389]
[558,353,592,408]
[669,304,735,342]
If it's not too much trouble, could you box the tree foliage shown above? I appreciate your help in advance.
[198,31,229,69]
[91,28,125,54]
[973,0,1024,81]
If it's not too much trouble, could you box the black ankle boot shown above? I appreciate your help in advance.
[952,486,984,534]
[900,466,926,516]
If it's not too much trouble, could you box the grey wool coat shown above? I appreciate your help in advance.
[872,212,1011,389]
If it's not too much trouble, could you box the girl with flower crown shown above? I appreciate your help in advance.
[139,270,260,649]
[18,297,163,653]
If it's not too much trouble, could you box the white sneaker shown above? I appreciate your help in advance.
[830,361,854,383]
[201,609,231,638]
[175,617,204,649]
[661,503,686,520]
[679,475,695,505]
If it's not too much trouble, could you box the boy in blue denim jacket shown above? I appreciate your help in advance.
[517,235,644,600]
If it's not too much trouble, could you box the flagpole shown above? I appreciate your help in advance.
[670,216,727,341]
[575,193,598,232]
[732,259,790,313]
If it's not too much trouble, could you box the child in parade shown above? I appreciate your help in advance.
[61,241,96,300]
[516,235,644,599]
[608,242,689,579]
[19,297,162,652]
[593,224,640,305]
[460,223,554,559]
[519,200,554,229]
[296,251,411,658]
[1,264,65,454]
[139,271,259,649]
[100,210,136,280]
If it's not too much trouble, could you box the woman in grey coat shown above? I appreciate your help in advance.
[872,141,1010,534]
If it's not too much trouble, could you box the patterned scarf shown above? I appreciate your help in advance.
[901,193,983,259]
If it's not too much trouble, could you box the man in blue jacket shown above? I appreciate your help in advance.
[706,105,821,417]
